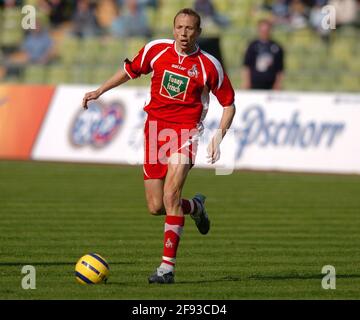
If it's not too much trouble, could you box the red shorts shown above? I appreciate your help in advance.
[143,116,199,180]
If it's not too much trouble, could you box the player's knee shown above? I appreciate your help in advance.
[147,203,164,216]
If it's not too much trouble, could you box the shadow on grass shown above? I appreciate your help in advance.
[109,273,360,285]
[157,273,360,285]
[249,274,360,281]
[107,275,242,286]
[176,275,242,284]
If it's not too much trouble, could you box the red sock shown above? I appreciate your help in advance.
[161,215,185,269]
[181,199,197,215]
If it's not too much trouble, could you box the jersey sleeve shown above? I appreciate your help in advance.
[207,63,235,107]
[123,46,152,79]
[214,73,235,107]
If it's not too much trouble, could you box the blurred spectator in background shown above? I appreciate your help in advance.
[39,0,73,27]
[194,0,230,28]
[72,0,101,38]
[0,0,21,8]
[116,0,158,7]
[0,19,55,80]
[309,0,331,41]
[110,0,152,38]
[329,0,358,28]
[242,19,284,90]
[21,21,55,64]
[259,0,360,32]
[96,0,119,30]
[271,0,291,25]
[288,0,308,29]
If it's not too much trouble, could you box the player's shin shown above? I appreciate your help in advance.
[160,215,185,272]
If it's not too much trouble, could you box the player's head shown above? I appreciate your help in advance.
[173,8,202,54]
[257,19,273,41]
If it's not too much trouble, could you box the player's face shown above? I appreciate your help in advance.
[173,14,201,54]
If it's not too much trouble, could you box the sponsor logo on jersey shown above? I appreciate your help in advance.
[171,64,186,71]
[188,64,199,78]
[160,70,189,101]
[70,100,125,148]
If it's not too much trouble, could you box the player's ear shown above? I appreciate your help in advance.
[198,27,202,36]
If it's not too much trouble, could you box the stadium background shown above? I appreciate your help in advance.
[0,0,359,91]
[1,0,360,300]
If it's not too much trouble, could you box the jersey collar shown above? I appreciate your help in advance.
[173,41,200,57]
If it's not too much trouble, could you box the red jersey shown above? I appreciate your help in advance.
[124,39,235,126]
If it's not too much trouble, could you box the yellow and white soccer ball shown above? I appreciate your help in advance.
[75,253,109,284]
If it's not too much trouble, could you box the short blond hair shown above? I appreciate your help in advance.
[173,8,201,30]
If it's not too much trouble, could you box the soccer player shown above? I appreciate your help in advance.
[82,8,236,284]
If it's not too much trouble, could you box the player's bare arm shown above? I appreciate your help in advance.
[207,105,236,164]
[82,69,130,109]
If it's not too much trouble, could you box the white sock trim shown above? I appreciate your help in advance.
[164,223,183,237]
[160,261,174,272]
[162,256,176,264]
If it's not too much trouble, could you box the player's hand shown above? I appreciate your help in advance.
[207,141,221,164]
[82,89,101,110]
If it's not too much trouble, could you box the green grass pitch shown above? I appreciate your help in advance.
[0,160,359,299]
